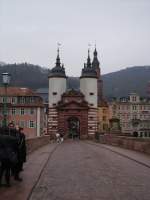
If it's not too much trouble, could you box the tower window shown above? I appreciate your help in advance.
[53,103,56,106]
[90,103,93,106]
[53,92,57,95]
[89,92,94,95]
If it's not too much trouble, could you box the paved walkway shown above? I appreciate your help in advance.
[0,142,57,200]
[30,141,150,200]
[1,141,150,200]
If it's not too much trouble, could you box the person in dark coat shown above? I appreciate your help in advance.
[11,126,26,181]
[18,127,26,172]
[7,123,22,182]
[0,127,18,187]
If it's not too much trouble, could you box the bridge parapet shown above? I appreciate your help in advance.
[99,134,150,155]
[26,135,50,154]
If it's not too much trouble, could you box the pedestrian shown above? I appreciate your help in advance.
[0,127,18,187]
[11,125,25,182]
[18,127,26,172]
[7,123,23,182]
[60,132,64,143]
[56,133,60,143]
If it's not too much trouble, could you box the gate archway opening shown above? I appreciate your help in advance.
[68,117,80,139]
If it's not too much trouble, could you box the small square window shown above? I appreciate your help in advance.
[29,120,35,128]
[30,108,34,115]
[20,108,25,115]
[53,92,57,95]
[12,108,16,115]
[89,92,94,95]
[11,97,16,104]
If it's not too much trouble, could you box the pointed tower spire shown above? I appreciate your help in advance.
[92,46,100,69]
[56,46,61,67]
[49,44,66,78]
[87,49,91,68]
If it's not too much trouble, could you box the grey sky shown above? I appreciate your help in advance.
[0,0,150,76]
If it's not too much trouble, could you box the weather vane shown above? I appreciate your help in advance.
[95,40,97,49]
[57,42,61,48]
[57,42,61,54]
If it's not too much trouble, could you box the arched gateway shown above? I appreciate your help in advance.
[68,117,80,138]
[57,89,89,139]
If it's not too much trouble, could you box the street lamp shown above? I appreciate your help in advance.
[2,72,11,127]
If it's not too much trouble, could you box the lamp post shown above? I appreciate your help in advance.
[2,72,11,127]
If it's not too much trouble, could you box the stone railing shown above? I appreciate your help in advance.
[26,135,50,154]
[98,134,150,155]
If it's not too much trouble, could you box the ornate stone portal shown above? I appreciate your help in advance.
[57,89,88,139]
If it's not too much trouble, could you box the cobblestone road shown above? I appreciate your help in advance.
[30,141,150,200]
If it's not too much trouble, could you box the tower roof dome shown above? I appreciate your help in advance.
[80,50,97,78]
[48,48,66,78]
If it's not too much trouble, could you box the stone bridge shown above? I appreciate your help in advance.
[1,136,150,200]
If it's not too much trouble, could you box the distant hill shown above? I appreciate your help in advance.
[0,63,150,97]
[0,61,6,66]
[0,63,49,89]
[102,66,150,97]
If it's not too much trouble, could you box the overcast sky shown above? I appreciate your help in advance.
[0,0,150,76]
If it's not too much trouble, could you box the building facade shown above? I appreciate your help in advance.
[98,100,110,133]
[109,93,150,137]
[48,48,102,139]
[0,87,45,138]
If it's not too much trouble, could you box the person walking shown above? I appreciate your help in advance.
[60,132,64,143]
[56,133,61,143]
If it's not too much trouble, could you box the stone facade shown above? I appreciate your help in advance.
[57,90,88,139]
[109,93,150,137]
[98,100,110,132]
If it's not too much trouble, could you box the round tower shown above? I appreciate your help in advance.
[48,48,67,107]
[80,50,98,108]
[48,48,67,137]
[80,50,98,138]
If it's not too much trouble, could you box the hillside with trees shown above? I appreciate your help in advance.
[102,66,150,97]
[0,63,49,89]
[0,63,150,97]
